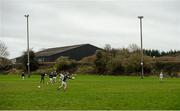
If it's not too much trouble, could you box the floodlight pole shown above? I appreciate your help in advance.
[24,14,30,77]
[138,16,144,79]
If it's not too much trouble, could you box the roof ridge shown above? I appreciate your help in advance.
[38,44,88,52]
[35,43,90,57]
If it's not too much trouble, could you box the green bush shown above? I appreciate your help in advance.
[107,56,124,74]
[55,56,78,73]
[6,68,22,75]
[80,55,96,65]
[123,53,141,73]
[76,65,95,74]
[93,47,155,75]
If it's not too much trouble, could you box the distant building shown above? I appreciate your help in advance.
[13,44,100,63]
[11,56,22,64]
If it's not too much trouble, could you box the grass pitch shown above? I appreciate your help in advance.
[0,74,180,110]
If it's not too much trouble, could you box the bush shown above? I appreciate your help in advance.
[155,61,180,77]
[123,53,141,73]
[80,55,96,65]
[107,52,153,75]
[143,56,153,74]
[107,56,124,74]
[76,65,95,74]
[156,56,178,62]
[38,62,55,70]
[6,68,22,75]
[55,56,78,73]
[93,47,154,75]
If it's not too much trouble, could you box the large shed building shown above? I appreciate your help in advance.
[12,44,100,63]
[35,44,100,62]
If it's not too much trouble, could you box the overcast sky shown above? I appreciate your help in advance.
[0,0,180,59]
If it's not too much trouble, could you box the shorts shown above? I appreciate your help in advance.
[53,77,57,79]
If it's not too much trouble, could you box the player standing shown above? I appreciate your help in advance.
[160,71,164,81]
[21,71,25,80]
[40,71,46,84]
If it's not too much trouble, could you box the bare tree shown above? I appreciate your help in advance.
[104,44,111,52]
[128,44,140,52]
[0,40,9,58]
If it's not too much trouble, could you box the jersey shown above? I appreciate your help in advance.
[60,74,64,81]
[41,73,45,79]
[60,74,71,82]
[49,72,53,78]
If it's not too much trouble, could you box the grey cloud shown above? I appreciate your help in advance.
[0,0,180,58]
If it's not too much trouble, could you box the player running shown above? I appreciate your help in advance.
[47,71,53,85]
[53,71,57,83]
[58,71,74,91]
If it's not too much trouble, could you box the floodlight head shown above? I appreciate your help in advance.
[138,16,143,19]
[24,14,29,17]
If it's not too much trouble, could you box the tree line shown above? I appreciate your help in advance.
[80,44,180,76]
[0,41,180,76]
[144,49,180,57]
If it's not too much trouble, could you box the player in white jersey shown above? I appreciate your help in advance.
[160,71,163,81]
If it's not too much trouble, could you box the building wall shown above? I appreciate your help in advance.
[44,44,100,62]
[36,56,49,62]
[14,57,23,64]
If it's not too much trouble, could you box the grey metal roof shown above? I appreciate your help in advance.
[35,44,89,57]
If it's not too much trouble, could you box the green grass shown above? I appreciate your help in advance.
[0,74,180,110]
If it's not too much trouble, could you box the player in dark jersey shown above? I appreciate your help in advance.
[21,71,25,80]
[47,71,53,85]
[53,71,57,83]
[40,72,46,84]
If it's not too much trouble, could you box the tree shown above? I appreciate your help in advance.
[21,50,39,74]
[104,44,111,52]
[0,57,12,72]
[128,44,140,53]
[143,49,162,57]
[0,41,11,73]
[95,50,110,74]
[95,47,153,75]
[0,40,9,58]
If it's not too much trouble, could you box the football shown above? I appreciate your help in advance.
[37,85,41,88]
